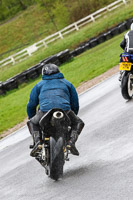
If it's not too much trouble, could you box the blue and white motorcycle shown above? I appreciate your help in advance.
[119,53,133,100]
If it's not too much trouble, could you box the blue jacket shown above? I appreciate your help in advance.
[27,72,79,119]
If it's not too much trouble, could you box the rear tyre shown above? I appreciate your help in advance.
[121,72,133,100]
[49,137,64,181]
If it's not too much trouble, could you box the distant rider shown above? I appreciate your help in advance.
[119,23,133,81]
[120,23,133,53]
[27,63,84,157]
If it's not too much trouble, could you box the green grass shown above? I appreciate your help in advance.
[0,5,57,58]
[0,33,123,135]
[0,1,133,82]
[0,0,115,58]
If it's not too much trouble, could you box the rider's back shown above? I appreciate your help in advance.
[38,73,72,112]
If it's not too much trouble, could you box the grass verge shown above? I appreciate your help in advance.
[0,33,123,135]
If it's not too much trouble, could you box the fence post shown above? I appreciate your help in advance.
[106,5,110,12]
[59,31,63,39]
[27,49,32,56]
[74,23,79,31]
[10,56,15,65]
[43,40,47,48]
[91,15,95,22]
[123,0,127,4]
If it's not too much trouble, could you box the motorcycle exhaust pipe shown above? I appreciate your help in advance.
[53,111,64,119]
[51,111,64,126]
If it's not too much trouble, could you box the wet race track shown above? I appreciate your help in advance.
[1,73,133,200]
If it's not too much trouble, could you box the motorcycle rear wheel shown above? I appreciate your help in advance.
[49,137,64,181]
[121,72,133,100]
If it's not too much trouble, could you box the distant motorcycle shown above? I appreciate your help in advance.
[30,108,71,181]
[119,53,133,100]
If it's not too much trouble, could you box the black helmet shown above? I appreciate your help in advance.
[42,63,60,75]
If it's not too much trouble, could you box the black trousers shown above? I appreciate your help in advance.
[28,110,84,140]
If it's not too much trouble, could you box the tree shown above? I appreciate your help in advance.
[18,0,27,10]
[52,0,69,29]
[35,0,58,31]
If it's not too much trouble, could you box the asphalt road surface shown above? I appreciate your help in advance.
[1,73,133,200]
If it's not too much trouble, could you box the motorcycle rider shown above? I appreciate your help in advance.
[119,22,133,81]
[27,63,84,157]
[120,23,133,53]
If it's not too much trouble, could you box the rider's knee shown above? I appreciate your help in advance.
[27,120,40,134]
[77,119,85,135]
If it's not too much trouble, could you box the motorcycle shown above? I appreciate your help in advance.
[119,53,133,100]
[30,108,71,181]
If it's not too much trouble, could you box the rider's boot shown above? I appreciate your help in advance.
[30,131,42,157]
[66,110,85,156]
[27,121,42,157]
[67,131,79,156]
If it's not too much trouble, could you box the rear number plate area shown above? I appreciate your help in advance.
[119,62,132,71]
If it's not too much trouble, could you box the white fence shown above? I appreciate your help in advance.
[0,0,128,68]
